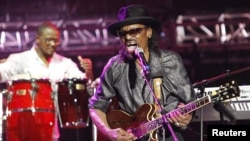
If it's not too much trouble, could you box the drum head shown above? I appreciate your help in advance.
[10,74,49,81]
[59,78,88,84]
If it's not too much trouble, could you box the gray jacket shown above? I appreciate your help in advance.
[89,49,195,115]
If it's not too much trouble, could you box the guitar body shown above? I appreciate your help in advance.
[107,103,159,140]
[107,103,157,129]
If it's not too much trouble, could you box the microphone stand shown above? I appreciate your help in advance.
[194,85,205,141]
[141,71,178,141]
[192,66,250,87]
[192,66,250,141]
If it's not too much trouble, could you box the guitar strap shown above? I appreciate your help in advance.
[153,78,162,103]
[150,50,163,110]
[153,78,163,121]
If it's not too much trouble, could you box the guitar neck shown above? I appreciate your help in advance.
[165,95,212,118]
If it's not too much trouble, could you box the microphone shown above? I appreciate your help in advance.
[134,48,150,77]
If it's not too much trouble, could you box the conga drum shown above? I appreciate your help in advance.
[5,78,55,141]
[56,78,89,128]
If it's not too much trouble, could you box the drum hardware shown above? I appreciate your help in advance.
[75,83,85,90]
[16,89,27,95]
[31,79,40,114]
[51,90,57,101]
[6,81,13,103]
[0,89,7,95]
[1,89,12,104]
[30,79,38,99]
[68,80,74,95]
[0,88,8,120]
[55,95,63,128]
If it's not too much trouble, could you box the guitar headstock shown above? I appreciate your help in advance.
[211,80,240,102]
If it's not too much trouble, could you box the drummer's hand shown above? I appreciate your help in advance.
[90,78,100,88]
[77,56,94,80]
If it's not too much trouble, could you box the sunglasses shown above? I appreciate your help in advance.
[41,37,61,45]
[117,27,146,38]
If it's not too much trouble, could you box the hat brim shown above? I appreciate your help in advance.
[108,17,160,37]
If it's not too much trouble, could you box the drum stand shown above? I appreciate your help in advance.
[91,88,98,141]
[54,90,63,128]
[92,124,97,141]
[0,88,7,141]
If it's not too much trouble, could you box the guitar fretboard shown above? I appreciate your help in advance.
[166,95,212,117]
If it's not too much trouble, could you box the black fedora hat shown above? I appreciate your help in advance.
[108,5,160,37]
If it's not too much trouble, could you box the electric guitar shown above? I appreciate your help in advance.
[107,81,240,140]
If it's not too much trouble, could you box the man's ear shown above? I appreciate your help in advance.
[147,28,152,38]
[36,36,40,43]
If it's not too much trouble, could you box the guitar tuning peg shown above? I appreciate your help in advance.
[225,83,230,87]
[231,80,235,84]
